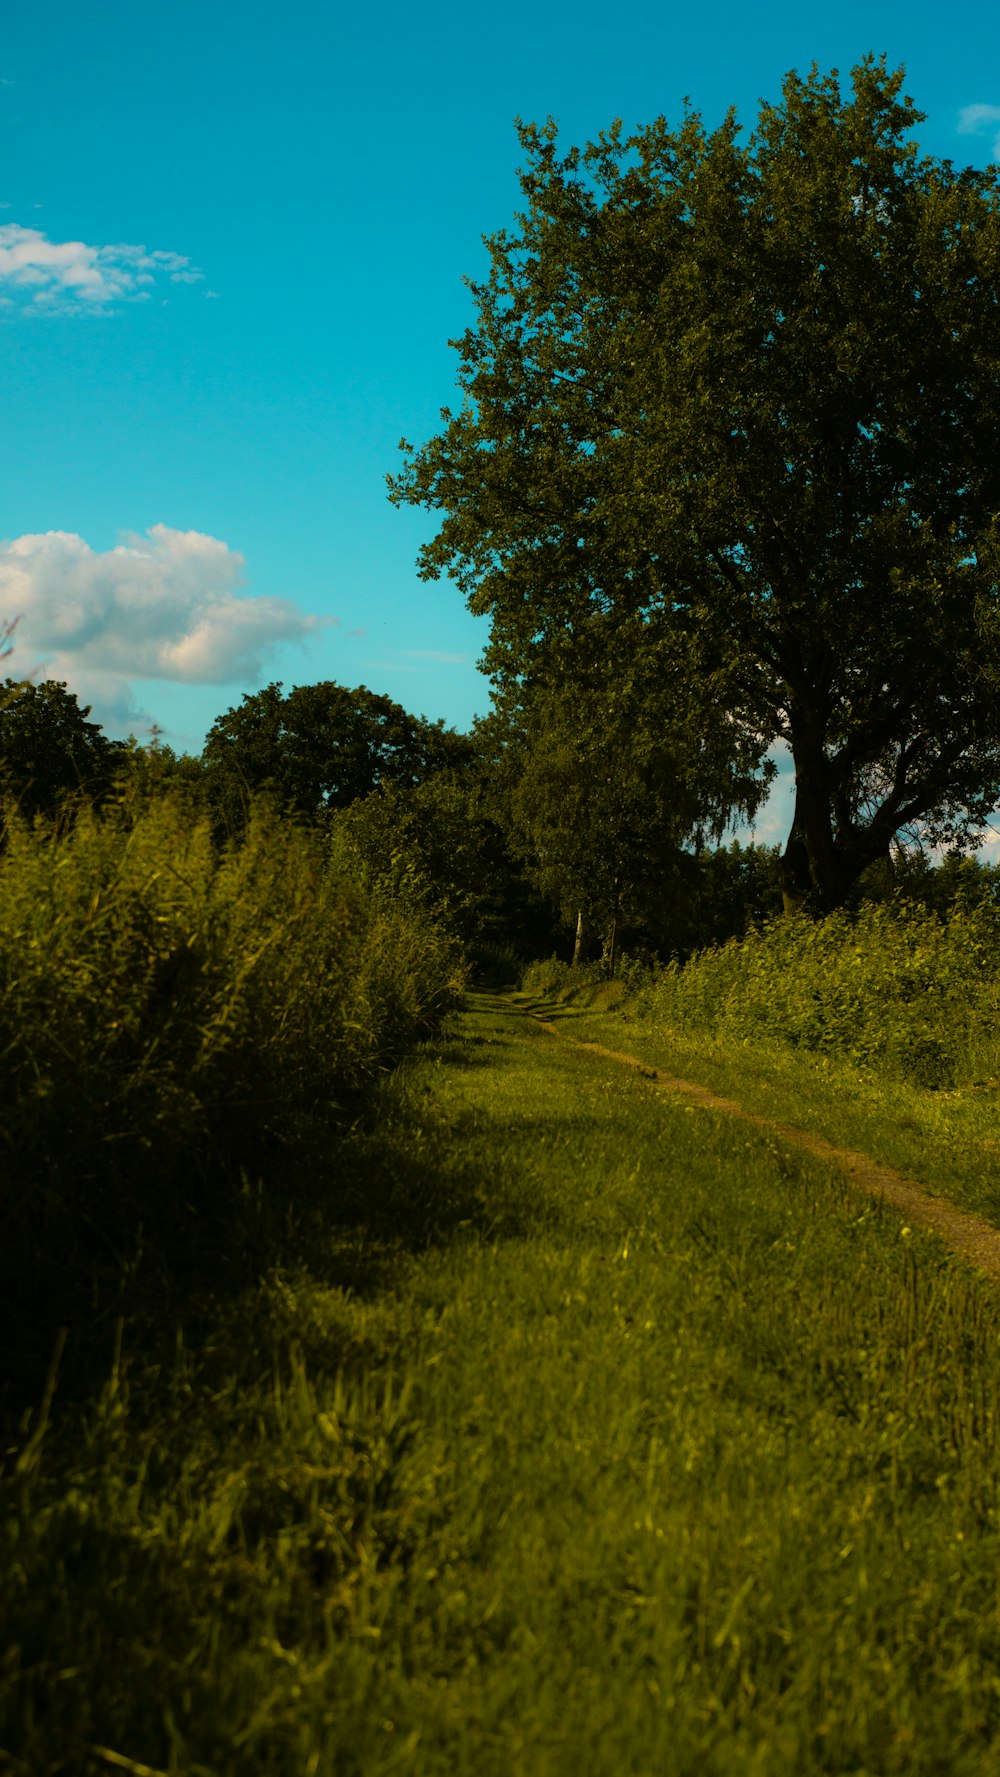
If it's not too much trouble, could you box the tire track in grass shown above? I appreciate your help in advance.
[525,1006,1000,1286]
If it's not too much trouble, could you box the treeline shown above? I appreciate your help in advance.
[0,672,809,987]
[4,672,999,979]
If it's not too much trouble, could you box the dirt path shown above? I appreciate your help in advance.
[529,1011,1000,1285]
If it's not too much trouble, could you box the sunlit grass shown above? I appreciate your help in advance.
[6,994,1000,1773]
[532,989,1000,1225]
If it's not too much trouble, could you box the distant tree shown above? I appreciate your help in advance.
[667,843,785,957]
[856,844,1000,915]
[390,56,1000,914]
[334,770,539,955]
[0,679,122,817]
[480,618,771,965]
[202,680,473,834]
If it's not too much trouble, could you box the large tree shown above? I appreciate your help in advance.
[202,680,472,832]
[390,57,1000,912]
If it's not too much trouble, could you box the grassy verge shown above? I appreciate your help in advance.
[5,992,1000,1774]
[522,982,1000,1226]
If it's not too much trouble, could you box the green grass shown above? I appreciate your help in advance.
[6,991,1000,1773]
[525,986,1000,1226]
[524,896,1000,1095]
[0,789,465,1401]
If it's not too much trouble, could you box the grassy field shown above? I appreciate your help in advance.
[519,901,1000,1228]
[5,990,1000,1774]
[528,986,1000,1227]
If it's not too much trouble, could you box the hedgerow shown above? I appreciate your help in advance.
[632,901,1000,1088]
[0,791,465,1280]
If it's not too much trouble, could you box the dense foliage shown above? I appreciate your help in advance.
[391,57,1000,911]
[0,789,465,1364]
[332,770,560,968]
[202,679,472,835]
[528,889,1000,1090]
[480,660,772,959]
[0,677,125,815]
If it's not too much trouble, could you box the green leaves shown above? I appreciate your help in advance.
[483,629,773,948]
[201,680,472,836]
[640,894,1000,1090]
[392,55,1000,912]
[0,677,124,816]
[0,792,466,1271]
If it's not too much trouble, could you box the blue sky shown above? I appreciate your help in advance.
[1,0,999,844]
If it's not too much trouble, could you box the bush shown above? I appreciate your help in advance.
[0,792,465,1273]
[520,955,575,997]
[519,955,626,1006]
[634,900,1000,1088]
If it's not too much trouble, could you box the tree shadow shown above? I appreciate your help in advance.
[0,1069,517,1436]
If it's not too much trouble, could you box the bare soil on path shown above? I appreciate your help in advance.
[526,1005,1000,1286]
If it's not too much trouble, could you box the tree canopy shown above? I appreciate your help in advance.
[202,680,472,832]
[390,56,1000,912]
[0,679,123,816]
[481,630,771,956]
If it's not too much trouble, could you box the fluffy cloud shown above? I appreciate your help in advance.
[957,104,1000,160]
[0,224,206,312]
[727,742,795,848]
[0,524,326,730]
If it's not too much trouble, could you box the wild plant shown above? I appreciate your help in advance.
[0,790,465,1294]
[634,900,1000,1088]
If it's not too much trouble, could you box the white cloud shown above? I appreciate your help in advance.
[957,104,1000,160]
[0,224,206,313]
[726,741,795,849]
[0,524,328,731]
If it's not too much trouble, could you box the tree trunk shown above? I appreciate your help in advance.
[779,821,812,914]
[603,877,621,977]
[781,746,897,914]
[572,909,586,966]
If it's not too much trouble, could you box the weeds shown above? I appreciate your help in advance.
[0,790,465,1393]
[526,899,1000,1091]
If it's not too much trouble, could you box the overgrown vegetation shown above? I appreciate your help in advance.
[5,46,1000,1762]
[0,786,464,1398]
[525,891,1000,1092]
[6,998,1000,1774]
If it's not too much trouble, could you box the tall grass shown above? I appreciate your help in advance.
[7,996,1000,1772]
[527,901,1000,1090]
[0,789,465,1342]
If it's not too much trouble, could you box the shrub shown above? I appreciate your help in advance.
[634,900,1000,1088]
[520,956,576,996]
[0,793,465,1274]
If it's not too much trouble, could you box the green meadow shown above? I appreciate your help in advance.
[5,966,1000,1774]
[525,899,1000,1224]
